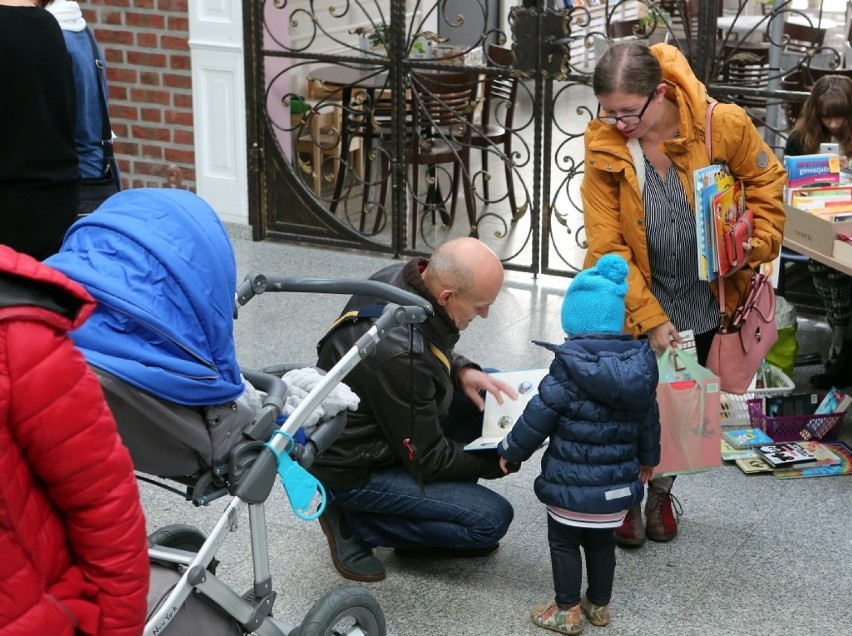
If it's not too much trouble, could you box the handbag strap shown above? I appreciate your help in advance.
[83,27,118,182]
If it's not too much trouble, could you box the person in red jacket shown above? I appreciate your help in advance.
[0,244,149,635]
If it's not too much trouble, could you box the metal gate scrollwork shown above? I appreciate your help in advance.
[244,0,851,277]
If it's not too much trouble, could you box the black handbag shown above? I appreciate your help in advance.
[78,27,120,217]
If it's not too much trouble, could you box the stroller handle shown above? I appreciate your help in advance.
[235,272,434,317]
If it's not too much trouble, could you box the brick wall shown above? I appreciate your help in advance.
[83,0,195,190]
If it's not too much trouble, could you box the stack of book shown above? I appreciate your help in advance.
[693,164,752,279]
[784,154,851,221]
[720,426,852,478]
[721,427,772,463]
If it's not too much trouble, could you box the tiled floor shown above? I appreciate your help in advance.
[139,235,851,636]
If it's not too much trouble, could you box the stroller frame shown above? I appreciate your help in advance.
[143,273,432,636]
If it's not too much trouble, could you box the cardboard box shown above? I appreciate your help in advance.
[834,238,852,267]
[784,204,852,256]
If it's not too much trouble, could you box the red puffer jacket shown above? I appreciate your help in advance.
[0,245,149,636]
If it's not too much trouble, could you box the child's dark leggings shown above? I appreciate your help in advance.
[548,515,616,609]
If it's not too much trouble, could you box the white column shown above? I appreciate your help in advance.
[188,0,249,225]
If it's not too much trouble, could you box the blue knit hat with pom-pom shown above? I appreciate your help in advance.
[561,253,629,337]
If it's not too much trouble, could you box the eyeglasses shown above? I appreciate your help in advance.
[597,90,657,126]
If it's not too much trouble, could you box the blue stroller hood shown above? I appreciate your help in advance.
[46,188,243,406]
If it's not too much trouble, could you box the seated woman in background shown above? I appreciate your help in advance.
[784,75,852,389]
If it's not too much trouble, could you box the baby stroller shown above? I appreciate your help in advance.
[46,189,432,636]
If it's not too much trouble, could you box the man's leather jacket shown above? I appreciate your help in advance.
[312,258,504,489]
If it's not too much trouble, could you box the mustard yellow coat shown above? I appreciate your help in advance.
[581,43,786,336]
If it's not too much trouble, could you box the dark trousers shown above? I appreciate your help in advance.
[548,515,616,609]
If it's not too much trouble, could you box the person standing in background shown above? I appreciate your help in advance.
[784,75,852,389]
[46,0,122,215]
[0,0,79,260]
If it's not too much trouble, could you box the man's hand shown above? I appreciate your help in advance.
[647,322,680,355]
[457,367,517,411]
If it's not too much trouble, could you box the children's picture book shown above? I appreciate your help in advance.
[721,439,759,461]
[464,368,549,451]
[693,163,732,281]
[773,441,852,479]
[763,392,820,418]
[755,442,818,469]
[801,388,852,440]
[735,456,774,474]
[722,427,774,449]
[712,180,750,277]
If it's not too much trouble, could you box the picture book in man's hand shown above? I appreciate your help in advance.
[464,368,549,451]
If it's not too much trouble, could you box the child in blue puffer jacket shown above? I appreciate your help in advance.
[498,253,661,635]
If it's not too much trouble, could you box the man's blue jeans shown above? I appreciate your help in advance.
[328,384,514,549]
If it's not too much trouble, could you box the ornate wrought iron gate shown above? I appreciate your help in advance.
[244,0,846,276]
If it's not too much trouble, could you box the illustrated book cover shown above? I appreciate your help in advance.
[774,441,852,479]
[735,457,774,474]
[464,368,549,451]
[721,439,759,461]
[755,442,818,469]
[800,388,852,441]
[722,427,774,449]
[712,180,750,277]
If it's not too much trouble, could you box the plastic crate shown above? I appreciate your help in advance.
[719,365,795,427]
[746,398,845,441]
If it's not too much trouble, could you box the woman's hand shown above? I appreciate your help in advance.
[722,242,755,277]
[639,466,654,484]
[647,322,680,355]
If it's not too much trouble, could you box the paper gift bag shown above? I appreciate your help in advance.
[654,348,722,477]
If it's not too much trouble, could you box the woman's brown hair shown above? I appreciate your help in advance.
[791,75,852,156]
[592,41,662,97]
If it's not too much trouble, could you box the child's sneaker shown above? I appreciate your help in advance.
[530,603,583,634]
[579,596,610,627]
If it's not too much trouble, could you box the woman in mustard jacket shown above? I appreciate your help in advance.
[580,42,786,547]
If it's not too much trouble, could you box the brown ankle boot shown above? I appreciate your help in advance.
[645,477,681,542]
[614,504,645,546]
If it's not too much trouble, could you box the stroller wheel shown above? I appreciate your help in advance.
[148,524,219,574]
[297,583,386,636]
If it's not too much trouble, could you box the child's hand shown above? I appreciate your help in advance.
[499,457,521,475]
[639,466,654,484]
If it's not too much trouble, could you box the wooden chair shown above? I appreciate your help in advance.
[781,20,827,55]
[469,45,521,221]
[400,70,479,247]
[293,80,362,196]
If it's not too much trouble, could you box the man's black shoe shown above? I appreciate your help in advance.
[318,501,386,582]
